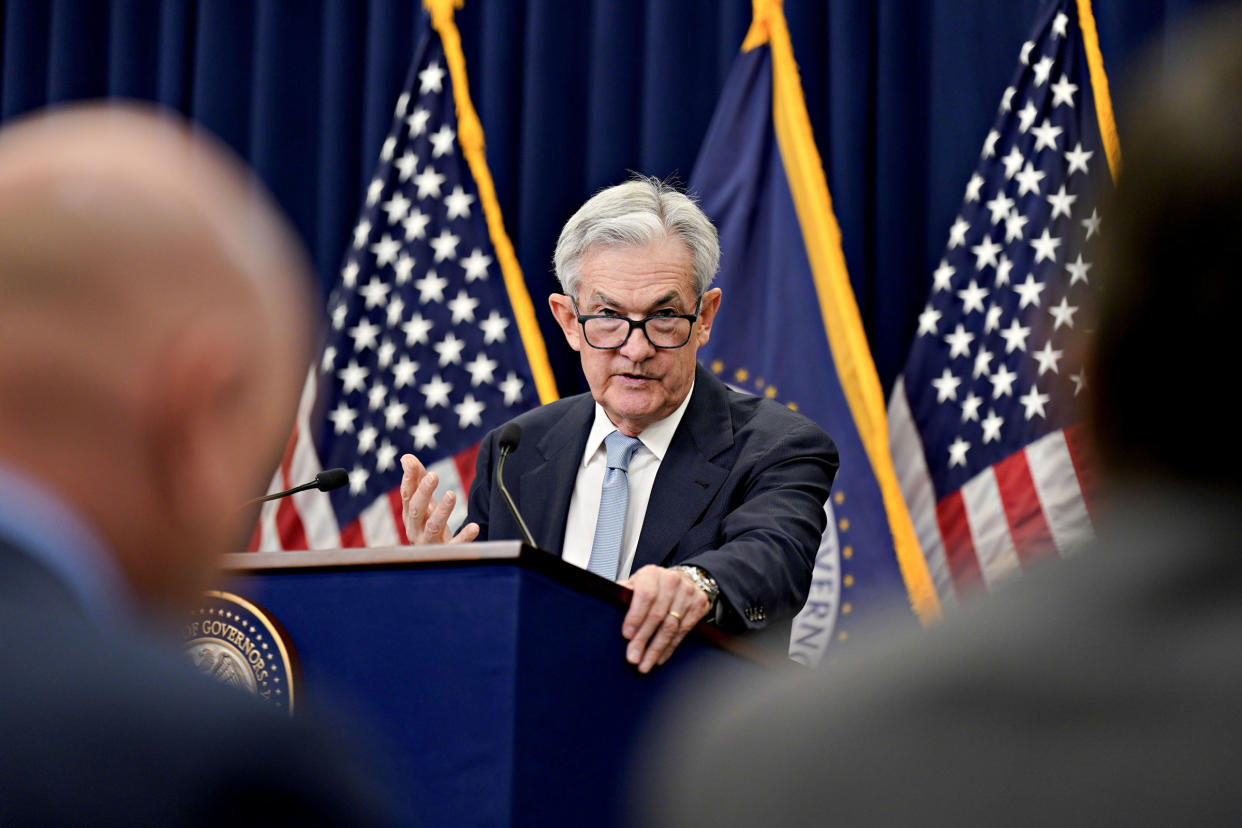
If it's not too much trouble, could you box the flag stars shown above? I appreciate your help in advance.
[1048,297,1079,330]
[931,367,962,403]
[971,235,1002,271]
[413,167,446,199]
[917,304,943,336]
[1032,55,1055,86]
[393,254,416,285]
[382,192,411,224]
[1069,371,1087,397]
[1001,87,1016,112]
[1065,143,1093,176]
[1066,253,1092,286]
[407,106,431,136]
[386,296,405,328]
[1033,340,1063,375]
[965,173,985,202]
[414,270,448,304]
[479,310,510,344]
[961,392,983,423]
[1051,11,1069,38]
[371,234,401,267]
[1019,385,1051,420]
[455,394,486,428]
[947,436,970,468]
[383,400,408,430]
[990,364,1018,397]
[366,177,384,206]
[448,289,479,323]
[982,130,1000,158]
[1013,274,1047,309]
[377,339,396,369]
[410,416,440,450]
[357,424,378,454]
[973,347,994,379]
[348,466,369,495]
[420,374,453,408]
[341,261,360,288]
[403,312,434,346]
[1000,317,1032,353]
[1031,118,1063,152]
[1082,208,1102,239]
[1002,147,1025,179]
[434,332,466,366]
[375,440,398,473]
[996,254,1014,286]
[391,355,419,389]
[1046,184,1077,220]
[460,248,493,282]
[367,381,388,411]
[944,324,975,358]
[984,304,1003,333]
[395,151,418,181]
[1016,162,1046,196]
[328,401,358,435]
[379,136,396,162]
[418,62,445,94]
[1029,228,1061,263]
[932,259,956,291]
[444,186,476,219]
[352,219,372,249]
[1050,75,1078,108]
[1004,209,1028,243]
[957,280,989,315]
[430,229,460,262]
[981,409,1004,443]
[499,372,525,406]
[331,302,348,331]
[429,125,456,158]
[348,317,381,351]
[947,218,970,249]
[358,277,391,309]
[1017,101,1039,133]
[1020,40,1034,65]
[465,353,498,386]
[403,209,431,241]
[321,345,338,372]
[986,192,1015,224]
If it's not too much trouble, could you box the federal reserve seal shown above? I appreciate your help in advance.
[183,591,297,714]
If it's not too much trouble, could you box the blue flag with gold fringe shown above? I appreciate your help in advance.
[693,1,940,664]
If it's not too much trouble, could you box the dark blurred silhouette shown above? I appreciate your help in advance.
[0,105,392,825]
[640,6,1242,825]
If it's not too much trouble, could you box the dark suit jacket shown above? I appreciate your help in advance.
[0,538,394,826]
[645,485,1242,825]
[465,363,839,634]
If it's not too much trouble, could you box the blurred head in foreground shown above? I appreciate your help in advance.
[0,104,314,614]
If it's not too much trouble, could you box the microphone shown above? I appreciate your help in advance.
[244,468,349,507]
[496,423,536,547]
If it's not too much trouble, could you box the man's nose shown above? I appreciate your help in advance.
[617,323,655,360]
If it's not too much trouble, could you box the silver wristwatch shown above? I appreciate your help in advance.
[673,564,720,611]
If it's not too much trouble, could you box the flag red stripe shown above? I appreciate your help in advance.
[276,497,309,550]
[454,442,480,494]
[936,490,984,598]
[387,486,409,545]
[993,449,1057,567]
[1062,422,1097,524]
[340,518,365,548]
[245,520,262,552]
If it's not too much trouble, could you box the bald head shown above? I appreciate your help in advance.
[0,104,314,613]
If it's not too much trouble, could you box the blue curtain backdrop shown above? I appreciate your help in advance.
[0,0,1214,397]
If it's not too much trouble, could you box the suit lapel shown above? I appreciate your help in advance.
[519,396,594,556]
[632,366,734,570]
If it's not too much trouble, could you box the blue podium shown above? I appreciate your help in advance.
[217,542,767,826]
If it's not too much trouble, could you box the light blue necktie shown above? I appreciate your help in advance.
[586,430,643,580]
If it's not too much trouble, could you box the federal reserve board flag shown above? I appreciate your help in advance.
[253,1,556,551]
[694,0,940,666]
[888,0,1119,607]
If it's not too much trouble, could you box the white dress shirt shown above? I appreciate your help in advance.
[561,382,695,580]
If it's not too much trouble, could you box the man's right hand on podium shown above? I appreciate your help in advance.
[400,454,480,545]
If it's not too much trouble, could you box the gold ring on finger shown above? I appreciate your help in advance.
[668,610,683,621]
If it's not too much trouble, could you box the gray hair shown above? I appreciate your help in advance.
[553,175,720,300]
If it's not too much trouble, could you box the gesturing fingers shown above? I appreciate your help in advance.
[622,566,708,674]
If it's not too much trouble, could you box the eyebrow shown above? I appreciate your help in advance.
[587,290,685,314]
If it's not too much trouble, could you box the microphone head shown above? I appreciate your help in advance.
[314,468,349,492]
[498,422,522,453]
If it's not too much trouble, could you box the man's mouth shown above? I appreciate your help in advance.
[616,372,654,384]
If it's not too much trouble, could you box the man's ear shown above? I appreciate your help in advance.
[695,287,723,347]
[549,293,583,352]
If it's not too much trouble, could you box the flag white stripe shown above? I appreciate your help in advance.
[359,494,400,547]
[1026,429,1094,556]
[961,467,1021,589]
[426,456,468,536]
[888,377,958,609]
[255,467,284,551]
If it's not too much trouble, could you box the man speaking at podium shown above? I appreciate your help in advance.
[400,177,839,671]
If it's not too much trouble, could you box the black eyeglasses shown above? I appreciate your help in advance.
[573,298,700,350]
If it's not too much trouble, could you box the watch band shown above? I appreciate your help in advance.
[673,564,719,610]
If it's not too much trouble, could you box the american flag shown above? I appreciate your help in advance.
[252,25,545,550]
[887,0,1114,606]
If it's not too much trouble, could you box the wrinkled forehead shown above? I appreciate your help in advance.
[575,238,697,307]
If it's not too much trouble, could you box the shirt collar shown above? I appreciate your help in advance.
[581,378,696,467]
[0,462,133,622]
